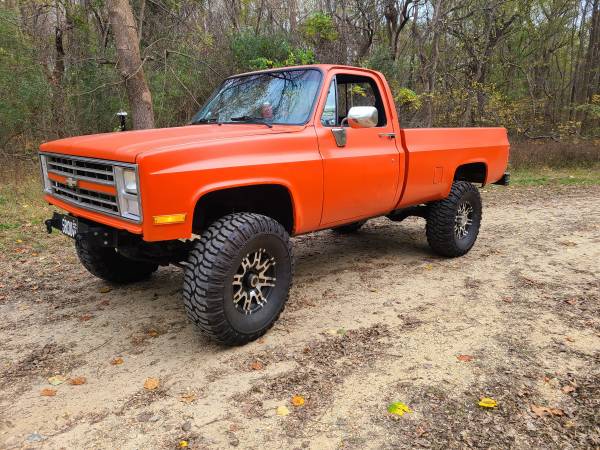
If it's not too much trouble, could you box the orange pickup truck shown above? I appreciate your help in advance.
[40,64,509,345]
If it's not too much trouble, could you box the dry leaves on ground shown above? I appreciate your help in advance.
[249,361,264,371]
[457,354,474,362]
[68,376,86,385]
[276,406,290,416]
[40,388,57,397]
[48,375,66,386]
[144,377,159,390]
[387,401,412,416]
[110,357,124,365]
[180,392,197,403]
[478,397,498,408]
[291,395,305,407]
[530,404,565,417]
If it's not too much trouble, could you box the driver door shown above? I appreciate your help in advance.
[315,72,400,226]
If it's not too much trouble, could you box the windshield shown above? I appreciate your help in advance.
[191,69,322,126]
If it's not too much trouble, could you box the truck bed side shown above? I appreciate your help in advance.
[396,127,509,208]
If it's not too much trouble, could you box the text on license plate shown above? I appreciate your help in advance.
[61,216,78,238]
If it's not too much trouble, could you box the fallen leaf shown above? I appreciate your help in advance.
[565,336,575,342]
[16,239,23,244]
[147,329,159,337]
[564,420,576,428]
[249,361,264,371]
[144,377,159,390]
[79,314,93,322]
[99,286,112,294]
[180,392,197,403]
[562,384,576,394]
[48,375,66,386]
[68,376,87,385]
[111,357,124,365]
[41,388,57,397]
[291,395,305,407]
[478,397,498,408]
[179,441,188,447]
[423,264,433,270]
[276,405,290,416]
[531,404,565,417]
[457,354,474,362]
[387,401,412,416]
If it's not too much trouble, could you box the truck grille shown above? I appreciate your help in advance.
[47,155,114,184]
[50,180,119,214]
[42,154,121,216]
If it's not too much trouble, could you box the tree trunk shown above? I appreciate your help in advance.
[107,0,155,129]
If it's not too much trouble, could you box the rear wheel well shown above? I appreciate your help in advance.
[454,162,487,185]
[192,185,294,234]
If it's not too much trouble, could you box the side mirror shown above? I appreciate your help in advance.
[347,106,378,128]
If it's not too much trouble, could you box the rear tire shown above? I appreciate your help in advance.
[331,220,367,234]
[75,237,158,283]
[426,181,482,257]
[183,213,293,346]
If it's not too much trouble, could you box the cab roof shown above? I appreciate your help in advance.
[231,64,383,79]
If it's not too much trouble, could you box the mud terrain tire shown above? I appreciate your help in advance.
[426,181,482,257]
[75,237,158,283]
[183,213,293,346]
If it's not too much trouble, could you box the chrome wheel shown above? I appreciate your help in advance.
[454,201,474,240]
[232,248,277,314]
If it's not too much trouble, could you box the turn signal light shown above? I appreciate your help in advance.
[153,213,186,225]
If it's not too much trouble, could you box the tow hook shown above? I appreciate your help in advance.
[45,219,53,234]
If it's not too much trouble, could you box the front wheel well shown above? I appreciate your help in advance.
[192,184,294,234]
[454,162,487,185]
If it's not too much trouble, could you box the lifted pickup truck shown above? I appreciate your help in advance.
[40,64,509,345]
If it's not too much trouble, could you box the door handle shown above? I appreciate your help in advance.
[378,133,396,139]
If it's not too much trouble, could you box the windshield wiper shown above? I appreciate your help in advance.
[191,117,220,125]
[229,116,273,128]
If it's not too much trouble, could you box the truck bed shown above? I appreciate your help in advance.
[396,127,509,208]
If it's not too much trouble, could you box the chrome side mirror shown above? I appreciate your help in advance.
[347,106,378,128]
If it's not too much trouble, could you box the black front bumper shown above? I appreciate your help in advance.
[45,212,119,247]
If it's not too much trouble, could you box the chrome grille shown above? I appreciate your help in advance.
[50,180,119,214]
[47,155,114,184]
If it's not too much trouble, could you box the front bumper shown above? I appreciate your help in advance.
[45,212,120,247]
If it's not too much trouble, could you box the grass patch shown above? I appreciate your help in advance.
[510,165,600,186]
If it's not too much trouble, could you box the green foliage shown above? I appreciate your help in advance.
[230,30,314,71]
[394,87,422,110]
[0,10,51,147]
[301,12,338,44]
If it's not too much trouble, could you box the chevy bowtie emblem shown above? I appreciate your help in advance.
[65,177,78,189]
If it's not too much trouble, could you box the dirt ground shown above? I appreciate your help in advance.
[0,185,599,450]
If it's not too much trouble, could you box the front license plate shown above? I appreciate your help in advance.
[60,216,78,238]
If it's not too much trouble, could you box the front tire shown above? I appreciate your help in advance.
[75,237,158,283]
[183,213,293,346]
[426,181,482,257]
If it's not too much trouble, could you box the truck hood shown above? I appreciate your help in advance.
[39,124,304,163]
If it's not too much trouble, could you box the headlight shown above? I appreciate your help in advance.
[123,169,138,194]
[114,166,142,221]
[39,155,52,193]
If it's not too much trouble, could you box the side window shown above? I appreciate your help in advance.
[321,79,337,126]
[337,75,387,127]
